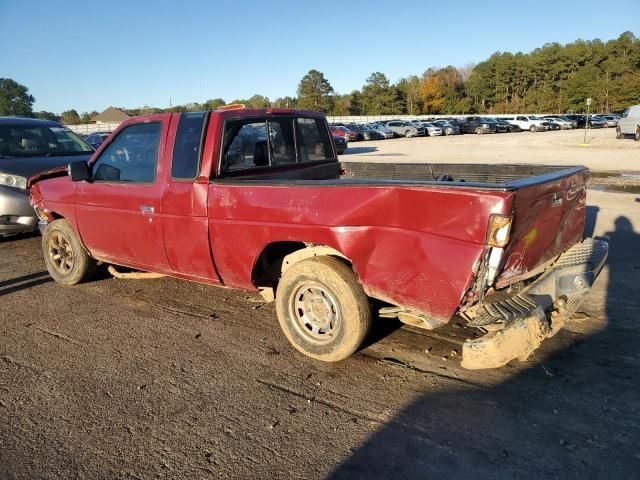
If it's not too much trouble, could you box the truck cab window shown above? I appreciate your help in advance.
[296,118,333,162]
[172,112,207,179]
[221,117,295,171]
[92,122,161,183]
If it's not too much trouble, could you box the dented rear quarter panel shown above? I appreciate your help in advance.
[208,183,513,321]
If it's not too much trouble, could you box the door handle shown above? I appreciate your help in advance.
[140,205,154,214]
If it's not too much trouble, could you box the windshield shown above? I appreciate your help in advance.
[0,124,93,157]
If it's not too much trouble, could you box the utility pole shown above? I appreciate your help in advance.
[583,97,592,144]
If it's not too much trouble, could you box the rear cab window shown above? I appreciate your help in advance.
[219,115,335,176]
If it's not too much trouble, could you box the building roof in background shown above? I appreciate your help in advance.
[90,107,130,123]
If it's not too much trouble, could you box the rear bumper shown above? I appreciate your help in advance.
[461,238,608,369]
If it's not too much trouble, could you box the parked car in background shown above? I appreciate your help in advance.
[483,118,509,133]
[420,122,443,136]
[84,131,111,149]
[346,124,380,141]
[333,135,347,154]
[368,123,394,139]
[587,116,607,128]
[431,119,461,135]
[459,117,497,134]
[506,115,549,132]
[542,116,573,129]
[616,104,640,140]
[493,118,521,132]
[593,115,618,128]
[0,117,94,236]
[543,120,561,131]
[564,114,587,127]
[330,126,358,142]
[384,120,425,138]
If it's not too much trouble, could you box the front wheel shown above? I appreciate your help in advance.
[405,130,412,138]
[275,256,371,362]
[530,125,537,132]
[475,127,483,135]
[42,219,97,285]
[635,127,640,142]
[616,127,623,139]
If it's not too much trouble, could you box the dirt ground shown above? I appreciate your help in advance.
[341,127,640,172]
[2,150,640,478]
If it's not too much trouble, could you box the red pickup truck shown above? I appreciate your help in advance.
[30,107,608,369]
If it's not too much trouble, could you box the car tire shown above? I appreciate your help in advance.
[616,127,623,139]
[275,256,372,362]
[42,219,97,285]
[405,130,412,138]
[635,127,640,142]
[530,125,537,132]
[475,127,483,135]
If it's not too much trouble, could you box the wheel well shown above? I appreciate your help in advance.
[252,242,352,289]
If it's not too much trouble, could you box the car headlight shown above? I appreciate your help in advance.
[0,172,27,190]
[482,123,490,128]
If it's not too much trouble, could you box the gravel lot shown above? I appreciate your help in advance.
[341,128,640,172]
[1,134,640,478]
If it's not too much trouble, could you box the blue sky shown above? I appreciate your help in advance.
[2,0,638,113]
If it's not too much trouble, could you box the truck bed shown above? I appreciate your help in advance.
[340,162,588,189]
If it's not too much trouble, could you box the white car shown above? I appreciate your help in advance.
[421,122,444,136]
[616,105,640,141]
[507,115,549,132]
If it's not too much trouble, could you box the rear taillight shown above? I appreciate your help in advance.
[487,214,513,247]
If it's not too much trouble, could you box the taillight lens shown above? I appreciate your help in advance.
[487,214,513,247]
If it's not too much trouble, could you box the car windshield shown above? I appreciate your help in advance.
[0,124,93,157]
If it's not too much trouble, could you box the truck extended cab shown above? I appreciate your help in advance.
[30,107,608,369]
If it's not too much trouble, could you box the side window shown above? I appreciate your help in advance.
[92,122,161,183]
[172,112,207,179]
[622,108,629,118]
[517,116,526,121]
[296,118,333,162]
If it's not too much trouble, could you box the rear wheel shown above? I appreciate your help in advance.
[42,219,96,285]
[275,256,371,362]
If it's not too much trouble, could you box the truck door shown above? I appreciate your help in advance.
[75,117,171,270]
[161,112,221,283]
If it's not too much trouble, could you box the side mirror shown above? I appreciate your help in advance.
[68,161,91,182]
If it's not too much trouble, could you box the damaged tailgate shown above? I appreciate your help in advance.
[496,166,590,288]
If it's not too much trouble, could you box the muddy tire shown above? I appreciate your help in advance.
[275,256,371,362]
[42,219,96,285]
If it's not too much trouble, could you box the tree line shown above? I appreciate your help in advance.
[1,31,638,123]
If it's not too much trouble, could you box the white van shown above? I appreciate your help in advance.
[617,105,640,141]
